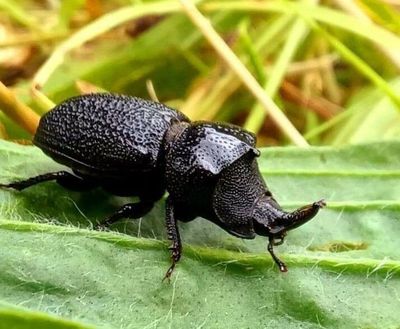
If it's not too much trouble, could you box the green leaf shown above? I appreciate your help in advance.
[0,305,94,329]
[0,0,40,30]
[0,140,399,328]
[57,0,85,31]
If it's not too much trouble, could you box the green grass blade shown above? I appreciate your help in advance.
[308,20,400,111]
[243,0,314,133]
[204,1,400,53]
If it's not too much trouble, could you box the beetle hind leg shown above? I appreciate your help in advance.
[0,171,97,191]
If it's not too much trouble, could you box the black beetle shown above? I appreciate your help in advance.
[0,93,325,278]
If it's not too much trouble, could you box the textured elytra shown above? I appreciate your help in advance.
[34,93,189,176]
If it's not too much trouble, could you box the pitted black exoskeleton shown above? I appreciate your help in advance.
[0,93,325,278]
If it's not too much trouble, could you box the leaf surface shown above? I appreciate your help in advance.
[0,140,399,329]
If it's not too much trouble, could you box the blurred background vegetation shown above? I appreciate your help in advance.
[0,0,400,147]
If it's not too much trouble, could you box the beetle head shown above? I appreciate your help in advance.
[252,196,325,272]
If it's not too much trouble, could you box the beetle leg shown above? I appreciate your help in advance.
[96,201,154,228]
[0,171,96,191]
[272,236,285,246]
[268,237,288,272]
[163,197,182,282]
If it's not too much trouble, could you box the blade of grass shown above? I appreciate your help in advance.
[0,0,42,31]
[308,19,400,110]
[180,48,209,74]
[75,80,107,94]
[179,0,308,146]
[146,80,159,102]
[332,0,400,69]
[243,0,318,134]
[30,0,400,96]
[186,14,292,121]
[32,1,191,90]
[313,39,343,105]
[57,0,86,31]
[204,1,400,112]
[31,89,56,114]
[203,1,400,55]
[303,108,354,141]
[329,79,400,145]
[0,121,7,139]
[286,54,339,76]
[280,80,340,120]
[238,20,267,84]
[0,32,67,48]
[0,82,39,135]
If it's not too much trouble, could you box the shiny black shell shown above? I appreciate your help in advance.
[165,121,259,217]
[34,94,189,177]
[166,122,259,176]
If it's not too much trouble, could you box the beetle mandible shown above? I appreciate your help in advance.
[0,93,325,279]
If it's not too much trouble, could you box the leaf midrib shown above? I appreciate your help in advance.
[1,219,399,276]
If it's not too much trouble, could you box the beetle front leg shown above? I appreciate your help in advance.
[163,197,182,282]
[268,237,288,273]
[96,201,154,229]
[272,236,285,246]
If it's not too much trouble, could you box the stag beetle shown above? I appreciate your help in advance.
[0,93,325,279]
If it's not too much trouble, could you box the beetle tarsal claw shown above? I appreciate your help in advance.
[162,264,175,283]
[313,199,327,209]
[278,263,288,273]
[94,223,108,231]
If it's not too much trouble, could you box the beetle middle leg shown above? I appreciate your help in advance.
[0,171,97,191]
[163,197,182,281]
[96,201,154,228]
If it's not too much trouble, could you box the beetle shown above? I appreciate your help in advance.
[0,93,325,279]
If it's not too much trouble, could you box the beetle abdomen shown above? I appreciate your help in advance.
[34,93,189,175]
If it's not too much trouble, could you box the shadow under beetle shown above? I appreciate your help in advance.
[0,93,325,279]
